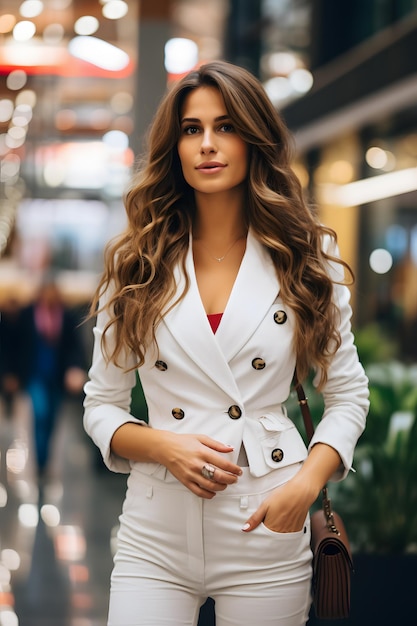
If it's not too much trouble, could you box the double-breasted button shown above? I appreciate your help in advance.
[172,407,184,420]
[228,405,242,419]
[252,357,266,370]
[274,310,287,324]
[155,360,168,371]
[271,448,284,463]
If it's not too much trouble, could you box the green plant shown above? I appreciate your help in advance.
[353,322,398,367]
[287,319,417,553]
[330,361,417,553]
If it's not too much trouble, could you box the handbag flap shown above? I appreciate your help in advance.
[310,509,353,563]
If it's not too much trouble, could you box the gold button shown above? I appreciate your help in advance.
[228,405,242,419]
[172,407,184,420]
[252,357,266,370]
[273,310,287,324]
[271,448,284,462]
[155,360,168,371]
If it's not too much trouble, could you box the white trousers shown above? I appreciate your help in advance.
[108,463,312,626]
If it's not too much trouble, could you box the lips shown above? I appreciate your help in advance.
[196,161,226,170]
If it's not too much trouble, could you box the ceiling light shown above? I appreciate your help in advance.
[365,146,396,171]
[328,160,354,185]
[0,100,14,123]
[90,109,112,130]
[6,70,28,90]
[318,167,417,206]
[41,504,61,527]
[48,0,71,8]
[5,134,25,149]
[102,1,128,20]
[18,503,39,528]
[289,68,313,93]
[68,36,130,71]
[0,135,10,157]
[14,103,33,122]
[366,146,387,168]
[16,90,37,107]
[20,1,44,18]
[1,154,21,181]
[55,109,77,131]
[369,249,393,274]
[263,76,293,105]
[1,550,21,572]
[74,16,99,36]
[164,38,198,74]
[43,23,65,43]
[8,126,27,141]
[110,91,133,114]
[0,14,16,33]
[268,52,297,75]
[12,114,30,127]
[13,20,36,41]
[102,130,129,149]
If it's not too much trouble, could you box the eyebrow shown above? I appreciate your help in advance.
[180,114,231,124]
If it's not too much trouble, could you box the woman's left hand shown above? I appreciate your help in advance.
[242,443,343,532]
[242,474,317,533]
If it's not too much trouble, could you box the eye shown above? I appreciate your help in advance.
[219,123,235,133]
[182,125,200,135]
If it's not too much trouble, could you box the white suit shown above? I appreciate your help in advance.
[83,229,369,626]
[84,229,368,478]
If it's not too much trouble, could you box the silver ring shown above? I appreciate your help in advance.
[201,463,216,481]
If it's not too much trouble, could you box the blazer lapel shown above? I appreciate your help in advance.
[162,230,280,396]
[216,229,280,362]
[162,239,242,398]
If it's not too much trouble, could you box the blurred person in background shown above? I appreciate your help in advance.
[83,61,369,626]
[0,294,23,417]
[0,275,87,477]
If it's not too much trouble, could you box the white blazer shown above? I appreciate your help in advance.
[83,230,369,480]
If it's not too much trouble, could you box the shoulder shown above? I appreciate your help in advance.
[320,230,338,256]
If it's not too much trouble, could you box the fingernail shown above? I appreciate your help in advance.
[225,444,234,449]
[241,523,251,531]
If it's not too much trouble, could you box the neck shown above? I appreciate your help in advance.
[193,190,247,244]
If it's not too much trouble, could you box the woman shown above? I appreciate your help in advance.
[0,278,87,476]
[83,60,369,626]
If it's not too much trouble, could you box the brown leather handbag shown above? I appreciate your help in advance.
[295,381,354,620]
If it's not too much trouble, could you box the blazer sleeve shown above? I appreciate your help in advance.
[308,238,369,481]
[83,294,148,473]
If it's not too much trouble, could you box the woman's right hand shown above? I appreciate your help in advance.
[154,431,242,498]
[111,424,242,498]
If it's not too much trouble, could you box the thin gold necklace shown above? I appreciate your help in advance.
[199,235,244,262]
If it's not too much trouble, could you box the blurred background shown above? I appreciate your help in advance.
[0,1,417,625]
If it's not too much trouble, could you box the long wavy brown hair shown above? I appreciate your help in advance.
[91,60,352,390]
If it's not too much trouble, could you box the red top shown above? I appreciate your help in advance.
[207,313,223,334]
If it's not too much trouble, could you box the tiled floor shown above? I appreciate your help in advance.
[0,393,127,626]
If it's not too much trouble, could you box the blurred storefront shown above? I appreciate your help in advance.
[278,1,417,361]
[0,0,232,306]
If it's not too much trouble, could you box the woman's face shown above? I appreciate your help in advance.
[177,86,248,197]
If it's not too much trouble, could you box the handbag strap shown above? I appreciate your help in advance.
[294,378,315,444]
[294,375,341,536]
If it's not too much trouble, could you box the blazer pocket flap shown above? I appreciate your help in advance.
[243,419,308,477]
[259,412,293,433]
[260,426,308,470]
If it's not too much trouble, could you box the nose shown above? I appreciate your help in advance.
[200,128,217,154]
